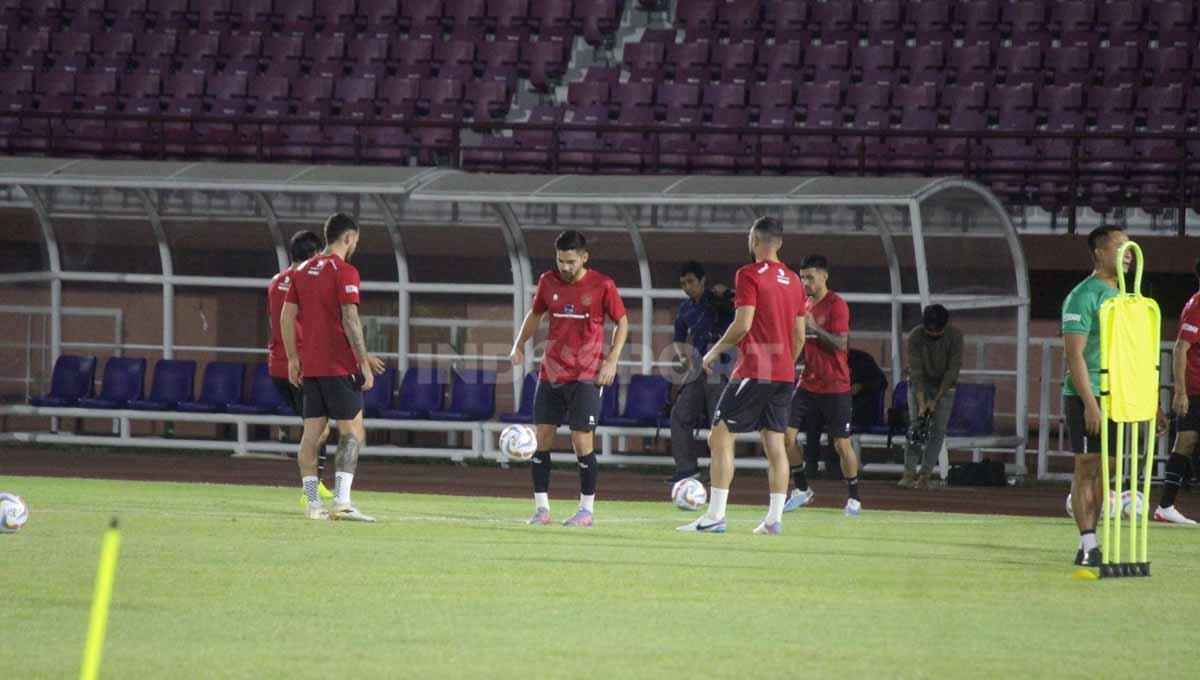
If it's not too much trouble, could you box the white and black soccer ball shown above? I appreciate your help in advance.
[671,478,707,511]
[1065,490,1119,519]
[499,424,537,461]
[1121,490,1145,517]
[0,493,29,533]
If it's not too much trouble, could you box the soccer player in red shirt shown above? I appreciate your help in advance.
[783,254,862,516]
[509,230,629,527]
[678,217,807,535]
[268,230,335,504]
[1158,257,1200,524]
[281,213,377,522]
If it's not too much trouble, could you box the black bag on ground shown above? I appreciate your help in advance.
[948,460,1006,487]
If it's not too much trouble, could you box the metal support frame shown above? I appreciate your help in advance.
[491,203,533,401]
[871,205,906,390]
[372,194,411,375]
[135,189,175,359]
[617,206,654,373]
[254,192,289,272]
[18,185,62,363]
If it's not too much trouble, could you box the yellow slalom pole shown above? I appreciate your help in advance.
[1141,421,1155,564]
[80,518,121,680]
[1099,391,1111,566]
[1129,422,1139,568]
[1113,421,1124,566]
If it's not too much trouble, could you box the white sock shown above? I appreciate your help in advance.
[766,493,786,524]
[580,494,595,512]
[334,471,353,505]
[302,476,320,505]
[706,487,729,520]
[534,492,549,510]
[1081,532,1098,552]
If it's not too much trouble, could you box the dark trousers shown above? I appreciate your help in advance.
[669,375,725,473]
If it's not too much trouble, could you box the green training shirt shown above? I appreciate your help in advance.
[1061,275,1119,397]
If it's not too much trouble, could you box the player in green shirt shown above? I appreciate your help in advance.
[1062,225,1165,566]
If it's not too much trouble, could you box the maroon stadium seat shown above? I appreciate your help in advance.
[623,41,666,82]
[995,44,1044,85]
[433,39,476,72]
[748,83,795,119]
[348,37,390,66]
[712,41,756,82]
[417,77,465,115]
[845,84,891,115]
[1001,0,1047,35]
[377,76,423,118]
[855,44,898,84]
[359,0,400,34]
[262,35,305,64]
[949,43,993,84]
[1096,43,1141,85]
[665,41,710,82]
[804,44,850,83]
[76,71,118,112]
[956,0,1001,41]
[476,39,521,77]
[675,0,718,34]
[701,82,746,117]
[403,0,446,38]
[610,81,656,117]
[277,0,316,34]
[526,39,568,92]
[892,84,938,114]
[860,0,902,35]
[905,0,952,38]
[716,0,762,40]
[763,0,808,38]
[1097,0,1143,42]
[900,44,945,85]
[654,82,701,119]
[1143,46,1191,85]
[1045,45,1092,85]
[576,0,622,49]
[465,78,511,121]
[568,80,611,110]
[446,0,487,33]
[314,0,358,33]
[1051,0,1098,41]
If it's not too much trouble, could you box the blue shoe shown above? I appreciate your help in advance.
[752,520,782,535]
[676,515,727,533]
[562,508,593,527]
[783,488,814,513]
[844,499,862,517]
[527,507,552,525]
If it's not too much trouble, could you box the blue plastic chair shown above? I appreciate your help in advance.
[604,374,670,427]
[379,366,443,419]
[77,357,147,409]
[946,383,996,436]
[499,372,537,423]
[128,360,196,411]
[30,355,96,407]
[429,369,496,421]
[362,366,397,417]
[178,362,246,413]
[598,379,621,425]
[867,380,908,435]
[227,364,286,415]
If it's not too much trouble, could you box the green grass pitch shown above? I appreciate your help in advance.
[2,475,1197,679]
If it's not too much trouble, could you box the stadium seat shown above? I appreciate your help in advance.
[717,0,762,40]
[29,354,97,407]
[598,378,621,424]
[379,367,444,419]
[226,364,285,415]
[77,357,147,409]
[499,372,537,423]
[712,41,756,82]
[361,366,397,418]
[603,375,669,427]
[866,380,908,436]
[666,41,711,83]
[429,369,496,421]
[946,383,996,436]
[177,362,246,413]
[127,359,196,411]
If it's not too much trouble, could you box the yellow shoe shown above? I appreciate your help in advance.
[318,481,334,500]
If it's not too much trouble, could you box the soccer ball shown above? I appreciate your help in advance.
[0,493,28,533]
[1121,490,1145,517]
[671,478,707,511]
[1065,490,1119,519]
[499,424,537,461]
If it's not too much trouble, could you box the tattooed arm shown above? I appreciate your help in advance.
[341,303,374,392]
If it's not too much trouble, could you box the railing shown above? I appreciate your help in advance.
[3,109,1198,234]
[0,305,122,400]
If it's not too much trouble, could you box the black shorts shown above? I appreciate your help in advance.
[789,389,853,440]
[302,375,364,421]
[271,377,304,416]
[1176,395,1200,433]
[1064,395,1120,455]
[712,378,793,434]
[533,380,602,432]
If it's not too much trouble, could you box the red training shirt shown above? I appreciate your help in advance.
[531,269,626,383]
[267,266,301,379]
[799,291,851,394]
[1178,292,1200,395]
[283,253,362,378]
[731,260,808,383]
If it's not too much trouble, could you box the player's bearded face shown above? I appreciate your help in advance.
[800,268,825,296]
[557,249,586,282]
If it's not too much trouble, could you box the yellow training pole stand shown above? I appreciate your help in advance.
[80,518,121,680]
[1097,241,1160,579]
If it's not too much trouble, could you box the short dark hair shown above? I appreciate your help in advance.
[1087,225,1124,259]
[555,230,587,251]
[679,260,705,280]
[324,212,359,246]
[751,216,783,241]
[922,304,950,332]
[288,230,322,263]
[799,254,829,271]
